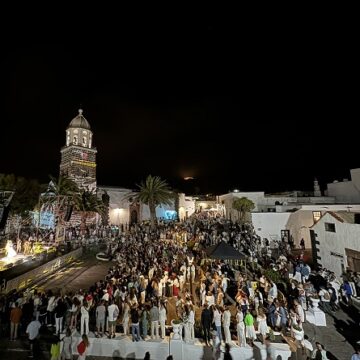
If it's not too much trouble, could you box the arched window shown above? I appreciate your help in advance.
[82,136,87,146]
[73,136,78,145]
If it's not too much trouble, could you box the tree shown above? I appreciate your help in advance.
[46,175,80,197]
[101,191,110,226]
[0,173,43,216]
[73,188,106,234]
[232,197,255,223]
[133,175,173,229]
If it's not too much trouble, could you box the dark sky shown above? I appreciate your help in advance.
[0,18,357,194]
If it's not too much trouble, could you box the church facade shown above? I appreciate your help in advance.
[59,109,97,191]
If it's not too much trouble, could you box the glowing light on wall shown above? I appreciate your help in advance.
[165,210,177,220]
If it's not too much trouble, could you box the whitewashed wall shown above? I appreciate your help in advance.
[178,193,196,220]
[251,212,291,241]
[286,210,315,249]
[109,207,130,225]
[313,213,360,276]
[219,192,266,219]
[327,181,360,203]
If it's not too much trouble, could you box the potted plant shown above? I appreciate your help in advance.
[268,328,275,341]
[171,319,183,340]
[310,294,320,310]
[291,324,304,340]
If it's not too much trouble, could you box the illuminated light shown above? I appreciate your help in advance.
[72,160,96,168]
[233,189,239,193]
[165,210,177,220]
[184,177,194,180]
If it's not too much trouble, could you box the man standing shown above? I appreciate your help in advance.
[10,303,22,341]
[107,299,119,339]
[26,316,41,358]
[130,305,141,342]
[150,302,159,339]
[96,300,106,337]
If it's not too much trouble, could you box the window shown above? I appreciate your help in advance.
[313,211,321,222]
[355,213,360,224]
[325,223,336,232]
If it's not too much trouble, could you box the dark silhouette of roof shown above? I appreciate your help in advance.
[205,241,246,260]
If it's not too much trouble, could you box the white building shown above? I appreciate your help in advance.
[251,204,360,249]
[98,186,136,226]
[141,201,177,221]
[98,186,179,225]
[311,211,360,276]
[326,168,360,203]
[218,185,360,249]
[218,182,335,221]
[178,193,196,221]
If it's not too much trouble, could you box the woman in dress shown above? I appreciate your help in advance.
[141,305,149,340]
[257,308,268,344]
[244,309,256,346]
[80,300,90,336]
[77,334,89,360]
[236,306,246,347]
[122,301,130,336]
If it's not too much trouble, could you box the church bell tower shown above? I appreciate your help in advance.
[59,109,97,191]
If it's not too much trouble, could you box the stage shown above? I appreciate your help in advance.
[0,254,31,271]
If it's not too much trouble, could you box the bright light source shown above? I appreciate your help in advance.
[233,189,239,193]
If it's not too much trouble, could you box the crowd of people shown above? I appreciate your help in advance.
[0,217,359,359]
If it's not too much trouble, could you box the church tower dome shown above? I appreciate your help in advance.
[60,109,97,190]
[68,109,91,130]
[65,109,93,148]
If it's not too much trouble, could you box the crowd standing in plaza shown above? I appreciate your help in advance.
[1,216,360,359]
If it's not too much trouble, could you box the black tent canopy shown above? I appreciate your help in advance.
[205,241,247,260]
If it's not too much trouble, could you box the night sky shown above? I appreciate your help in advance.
[0,19,357,195]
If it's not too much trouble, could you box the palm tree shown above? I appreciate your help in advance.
[133,175,173,229]
[73,188,106,234]
[46,175,79,197]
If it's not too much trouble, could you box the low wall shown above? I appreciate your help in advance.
[2,247,83,294]
[66,335,292,360]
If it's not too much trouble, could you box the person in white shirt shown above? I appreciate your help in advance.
[159,302,167,339]
[190,264,196,283]
[188,305,195,341]
[180,263,187,282]
[294,299,305,323]
[205,291,215,307]
[236,306,246,347]
[311,342,329,360]
[223,305,231,344]
[213,306,222,343]
[80,301,90,335]
[221,274,229,294]
[107,299,119,339]
[200,282,206,306]
[96,301,106,337]
[122,301,130,336]
[269,281,278,300]
[26,317,41,356]
[318,287,332,314]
